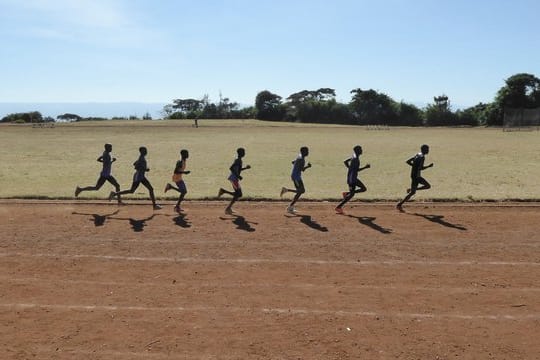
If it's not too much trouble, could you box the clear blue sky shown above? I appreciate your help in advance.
[1,0,539,108]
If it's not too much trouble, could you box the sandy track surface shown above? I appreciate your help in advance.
[1,201,539,359]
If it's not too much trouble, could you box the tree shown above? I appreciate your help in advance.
[349,88,398,125]
[397,102,424,126]
[1,111,44,123]
[487,73,540,126]
[456,103,488,126]
[161,104,175,119]
[172,98,203,113]
[287,88,336,105]
[424,94,458,126]
[214,94,240,118]
[57,113,82,122]
[255,90,285,121]
[284,88,351,124]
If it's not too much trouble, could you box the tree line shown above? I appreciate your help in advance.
[163,72,540,126]
[2,73,538,126]
[0,112,153,123]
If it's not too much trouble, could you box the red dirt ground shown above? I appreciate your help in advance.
[1,201,540,359]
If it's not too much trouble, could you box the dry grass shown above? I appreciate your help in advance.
[1,120,540,201]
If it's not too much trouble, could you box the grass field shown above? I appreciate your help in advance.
[1,120,540,201]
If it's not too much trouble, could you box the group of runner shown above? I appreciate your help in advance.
[75,144,434,214]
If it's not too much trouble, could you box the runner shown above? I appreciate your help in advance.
[164,149,190,213]
[75,143,122,204]
[217,148,251,215]
[109,146,162,210]
[396,144,433,211]
[280,146,311,214]
[335,145,370,214]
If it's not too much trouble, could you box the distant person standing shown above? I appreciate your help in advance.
[75,143,122,204]
[109,146,162,210]
[396,144,433,211]
[335,145,370,214]
[280,146,311,214]
[164,149,190,213]
[218,148,251,215]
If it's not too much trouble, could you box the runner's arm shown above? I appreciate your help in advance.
[405,157,415,166]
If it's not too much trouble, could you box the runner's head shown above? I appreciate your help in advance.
[353,145,362,156]
[139,146,148,156]
[421,144,429,154]
[300,146,309,157]
[104,143,112,152]
[180,149,189,159]
[237,147,245,158]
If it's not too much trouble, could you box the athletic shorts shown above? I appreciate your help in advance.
[292,178,305,193]
[229,179,241,190]
[411,176,429,191]
[133,172,145,183]
[176,180,187,193]
[347,178,361,191]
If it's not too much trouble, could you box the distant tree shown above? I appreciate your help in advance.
[396,102,424,126]
[201,103,218,118]
[82,117,108,121]
[213,93,240,118]
[142,112,152,120]
[1,111,44,123]
[170,98,203,118]
[231,106,256,119]
[487,73,540,126]
[172,98,203,113]
[314,88,336,101]
[57,113,82,122]
[455,103,488,126]
[425,94,459,126]
[287,88,336,105]
[284,88,352,124]
[349,88,398,125]
[255,90,285,121]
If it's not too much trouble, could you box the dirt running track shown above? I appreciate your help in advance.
[1,201,540,359]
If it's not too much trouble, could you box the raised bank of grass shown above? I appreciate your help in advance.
[1,119,540,201]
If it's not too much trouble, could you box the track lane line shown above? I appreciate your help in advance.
[1,302,538,321]
[1,252,539,266]
[2,276,540,293]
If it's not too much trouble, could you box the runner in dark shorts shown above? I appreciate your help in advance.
[280,146,311,214]
[396,144,434,211]
[164,149,190,213]
[75,143,122,204]
[109,146,162,210]
[335,145,370,214]
[217,148,251,215]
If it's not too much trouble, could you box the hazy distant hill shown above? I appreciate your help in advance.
[0,102,167,120]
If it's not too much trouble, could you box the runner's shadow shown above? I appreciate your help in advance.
[347,215,392,234]
[285,214,328,232]
[173,213,192,228]
[219,215,257,232]
[161,213,192,228]
[72,210,120,227]
[109,214,156,232]
[412,213,467,231]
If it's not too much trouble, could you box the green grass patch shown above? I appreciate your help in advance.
[1,120,539,201]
